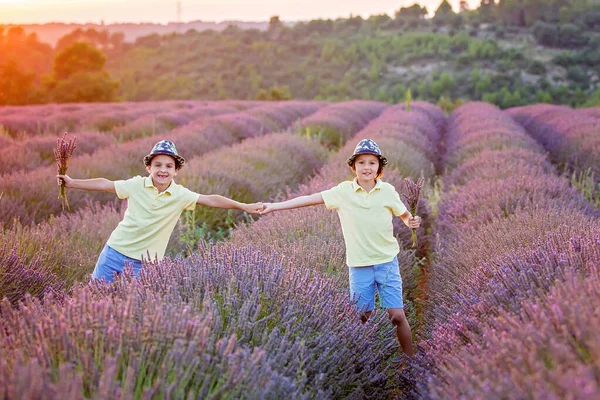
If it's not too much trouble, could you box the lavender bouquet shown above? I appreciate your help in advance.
[54,132,77,211]
[403,177,424,248]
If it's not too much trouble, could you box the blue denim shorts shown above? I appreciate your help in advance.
[348,257,403,312]
[91,245,143,283]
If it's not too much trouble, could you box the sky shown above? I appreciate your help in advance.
[0,0,482,24]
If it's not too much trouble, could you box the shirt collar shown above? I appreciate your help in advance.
[144,176,175,194]
[351,178,382,192]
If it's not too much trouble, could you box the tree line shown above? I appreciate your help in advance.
[1,0,599,108]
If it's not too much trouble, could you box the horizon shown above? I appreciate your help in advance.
[0,0,482,25]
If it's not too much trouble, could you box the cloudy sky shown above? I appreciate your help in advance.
[0,0,482,24]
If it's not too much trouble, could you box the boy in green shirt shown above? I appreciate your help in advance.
[261,139,421,356]
[57,140,264,283]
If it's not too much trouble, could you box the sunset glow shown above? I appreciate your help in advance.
[0,0,483,24]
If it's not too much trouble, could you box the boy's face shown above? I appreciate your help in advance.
[351,154,380,181]
[146,154,179,188]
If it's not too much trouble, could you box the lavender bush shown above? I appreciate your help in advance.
[0,102,322,226]
[294,100,388,148]
[507,104,600,181]
[412,101,600,399]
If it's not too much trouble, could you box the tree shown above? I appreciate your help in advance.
[433,0,456,26]
[53,41,107,80]
[256,85,292,100]
[479,0,497,22]
[436,0,454,17]
[268,15,285,39]
[0,61,39,105]
[48,41,119,102]
[51,71,119,103]
[395,4,428,19]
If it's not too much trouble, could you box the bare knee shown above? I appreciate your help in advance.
[388,309,407,326]
[361,310,372,324]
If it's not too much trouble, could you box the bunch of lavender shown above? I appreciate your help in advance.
[403,177,424,248]
[54,133,77,211]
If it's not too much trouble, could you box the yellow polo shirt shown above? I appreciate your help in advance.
[321,179,407,267]
[106,176,199,260]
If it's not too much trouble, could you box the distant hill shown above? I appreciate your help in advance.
[2,0,599,108]
[8,20,282,46]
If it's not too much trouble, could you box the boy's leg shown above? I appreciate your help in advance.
[388,308,415,357]
[348,265,376,323]
[376,257,415,357]
[131,259,143,278]
[91,245,127,284]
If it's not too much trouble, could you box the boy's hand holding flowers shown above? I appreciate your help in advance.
[407,214,421,229]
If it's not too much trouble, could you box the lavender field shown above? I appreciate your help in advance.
[0,100,598,399]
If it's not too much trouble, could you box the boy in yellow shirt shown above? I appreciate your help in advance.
[261,139,421,356]
[57,140,264,283]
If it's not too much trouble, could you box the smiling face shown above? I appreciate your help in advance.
[351,153,382,183]
[145,154,179,191]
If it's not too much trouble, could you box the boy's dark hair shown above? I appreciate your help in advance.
[146,154,183,170]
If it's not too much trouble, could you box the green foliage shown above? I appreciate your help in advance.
[570,168,599,207]
[5,1,600,109]
[49,71,119,103]
[0,26,54,75]
[532,21,590,48]
[47,41,119,103]
[54,41,107,80]
[437,96,463,114]
[0,61,42,105]
[436,0,454,17]
[256,85,292,100]
[528,60,547,75]
[395,4,428,19]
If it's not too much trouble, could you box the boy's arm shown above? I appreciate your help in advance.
[57,174,115,193]
[261,193,324,215]
[196,194,264,214]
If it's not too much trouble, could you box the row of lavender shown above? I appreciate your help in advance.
[506,105,600,178]
[0,101,247,174]
[0,101,324,226]
[228,101,444,282]
[0,101,400,398]
[412,102,600,399]
[0,100,259,141]
[506,104,600,205]
[0,101,385,299]
[227,101,447,397]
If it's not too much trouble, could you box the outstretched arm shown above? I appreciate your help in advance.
[261,193,324,215]
[57,174,115,193]
[196,194,264,214]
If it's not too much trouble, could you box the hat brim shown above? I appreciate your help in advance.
[347,153,388,166]
[143,152,186,168]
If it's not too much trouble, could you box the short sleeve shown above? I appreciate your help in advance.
[181,187,200,211]
[321,183,343,210]
[390,186,408,216]
[114,176,143,200]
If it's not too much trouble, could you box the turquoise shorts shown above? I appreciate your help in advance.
[91,245,143,283]
[348,257,403,312]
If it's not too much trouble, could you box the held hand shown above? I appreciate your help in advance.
[57,174,73,188]
[244,202,265,214]
[260,203,277,215]
[408,215,421,229]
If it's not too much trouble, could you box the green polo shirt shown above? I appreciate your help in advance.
[106,176,199,260]
[321,178,407,267]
